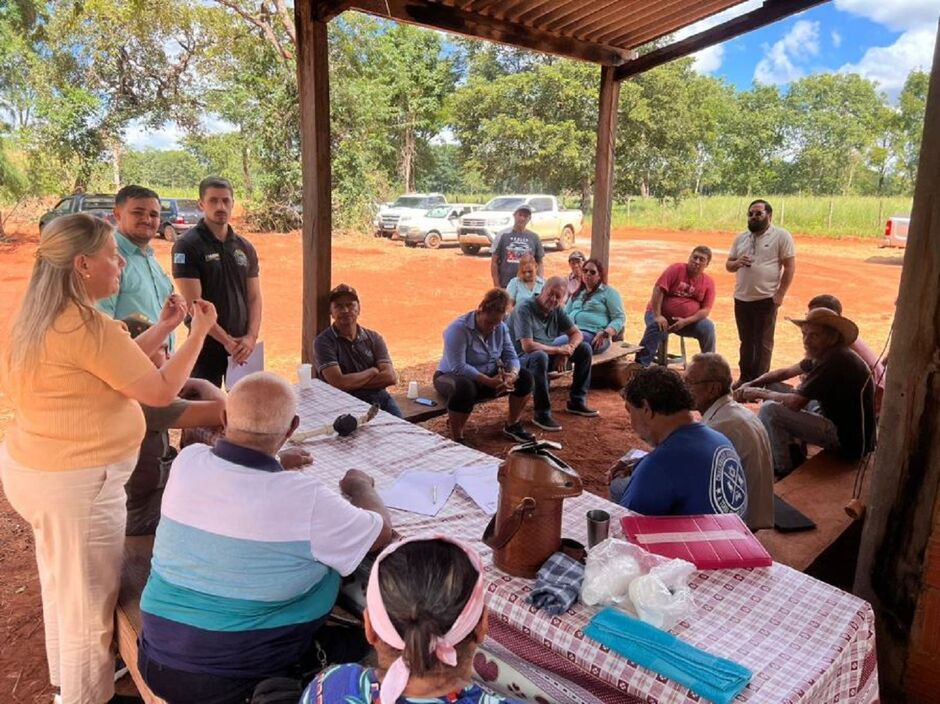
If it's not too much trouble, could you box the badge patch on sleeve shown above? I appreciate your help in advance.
[173,253,186,264]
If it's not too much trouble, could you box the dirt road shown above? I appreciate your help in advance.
[0,224,902,701]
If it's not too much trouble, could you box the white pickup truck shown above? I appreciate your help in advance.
[456,194,583,255]
[374,193,447,238]
[882,215,910,248]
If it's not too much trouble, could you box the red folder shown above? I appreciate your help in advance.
[620,514,772,569]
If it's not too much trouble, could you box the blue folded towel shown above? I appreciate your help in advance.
[584,607,751,704]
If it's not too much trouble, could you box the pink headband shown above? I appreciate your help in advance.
[366,535,486,704]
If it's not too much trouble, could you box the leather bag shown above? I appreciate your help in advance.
[483,441,583,578]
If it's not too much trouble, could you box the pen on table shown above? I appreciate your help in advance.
[433,485,438,504]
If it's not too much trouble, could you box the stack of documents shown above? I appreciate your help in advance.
[379,463,499,516]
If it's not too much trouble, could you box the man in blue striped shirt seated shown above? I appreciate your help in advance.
[138,372,394,704]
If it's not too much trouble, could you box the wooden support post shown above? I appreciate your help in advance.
[295,3,332,362]
[855,22,940,700]
[591,65,619,268]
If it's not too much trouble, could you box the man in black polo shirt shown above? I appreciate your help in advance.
[313,284,403,417]
[171,176,262,386]
[735,307,875,476]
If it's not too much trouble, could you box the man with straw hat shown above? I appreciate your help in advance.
[734,307,875,477]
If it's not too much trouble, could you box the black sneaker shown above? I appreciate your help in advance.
[503,423,536,443]
[566,401,600,417]
[533,413,562,431]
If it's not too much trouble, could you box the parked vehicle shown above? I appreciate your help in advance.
[882,215,910,249]
[456,194,583,255]
[39,194,116,231]
[398,203,483,248]
[159,198,202,241]
[374,193,447,238]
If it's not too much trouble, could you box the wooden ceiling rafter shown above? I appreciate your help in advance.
[542,0,626,34]
[515,0,585,25]
[596,0,738,47]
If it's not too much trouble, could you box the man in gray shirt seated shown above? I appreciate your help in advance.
[508,277,598,432]
[313,284,402,417]
[685,353,774,530]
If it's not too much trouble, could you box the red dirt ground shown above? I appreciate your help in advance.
[0,221,902,701]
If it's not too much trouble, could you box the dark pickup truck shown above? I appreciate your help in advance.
[39,194,116,231]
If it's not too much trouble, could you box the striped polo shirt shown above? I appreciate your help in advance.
[139,440,382,677]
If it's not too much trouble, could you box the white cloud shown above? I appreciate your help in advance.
[831,30,842,48]
[834,0,939,33]
[674,0,763,74]
[839,28,936,99]
[754,20,821,85]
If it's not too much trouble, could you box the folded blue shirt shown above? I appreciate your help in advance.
[584,607,751,704]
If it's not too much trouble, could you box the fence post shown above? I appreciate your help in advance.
[827,199,834,230]
[780,199,785,227]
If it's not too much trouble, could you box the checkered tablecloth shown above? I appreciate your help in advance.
[295,380,879,704]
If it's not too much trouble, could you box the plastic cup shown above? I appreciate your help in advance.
[407,381,419,399]
[297,363,313,389]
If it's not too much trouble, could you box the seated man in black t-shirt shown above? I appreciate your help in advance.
[313,284,403,417]
[734,308,875,477]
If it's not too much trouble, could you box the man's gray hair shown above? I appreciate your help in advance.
[226,372,298,436]
[544,276,566,290]
[690,353,733,396]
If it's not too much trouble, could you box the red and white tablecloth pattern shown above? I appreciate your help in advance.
[295,380,879,704]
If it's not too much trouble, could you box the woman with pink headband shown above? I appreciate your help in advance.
[300,536,521,704]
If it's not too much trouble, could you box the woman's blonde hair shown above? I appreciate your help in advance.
[7,214,113,372]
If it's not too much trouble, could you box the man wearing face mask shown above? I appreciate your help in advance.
[726,200,796,386]
[99,185,177,348]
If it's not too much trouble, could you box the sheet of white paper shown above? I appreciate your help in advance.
[379,470,456,517]
[621,448,648,462]
[225,341,264,390]
[454,463,500,515]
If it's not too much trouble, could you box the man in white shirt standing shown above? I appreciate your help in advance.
[685,352,774,530]
[725,200,796,386]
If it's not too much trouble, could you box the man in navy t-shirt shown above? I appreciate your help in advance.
[611,366,748,517]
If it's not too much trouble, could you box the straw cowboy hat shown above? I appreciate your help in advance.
[788,307,859,345]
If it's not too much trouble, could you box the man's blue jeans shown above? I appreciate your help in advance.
[519,338,592,413]
[637,311,716,366]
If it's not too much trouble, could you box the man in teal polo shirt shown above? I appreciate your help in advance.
[99,185,176,347]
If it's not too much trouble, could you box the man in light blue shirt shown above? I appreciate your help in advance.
[434,288,535,444]
[98,185,176,347]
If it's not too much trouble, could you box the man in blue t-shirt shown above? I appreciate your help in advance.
[610,366,748,518]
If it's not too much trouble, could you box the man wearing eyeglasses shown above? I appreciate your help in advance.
[685,353,773,530]
[726,200,796,386]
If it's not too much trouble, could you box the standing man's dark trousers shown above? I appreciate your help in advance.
[192,338,229,387]
[734,297,777,383]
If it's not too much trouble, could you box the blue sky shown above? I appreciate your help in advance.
[128,0,939,150]
[681,0,938,97]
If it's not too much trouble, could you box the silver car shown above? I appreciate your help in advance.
[398,203,483,249]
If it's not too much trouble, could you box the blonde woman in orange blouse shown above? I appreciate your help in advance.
[0,214,218,704]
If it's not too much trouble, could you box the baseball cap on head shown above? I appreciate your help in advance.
[568,250,586,262]
[514,204,533,215]
[329,283,359,304]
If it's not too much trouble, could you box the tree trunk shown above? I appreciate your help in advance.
[241,142,254,197]
[111,138,122,190]
[401,117,415,192]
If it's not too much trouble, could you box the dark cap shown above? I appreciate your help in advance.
[121,313,153,339]
[568,250,586,262]
[329,283,360,304]
[514,203,533,215]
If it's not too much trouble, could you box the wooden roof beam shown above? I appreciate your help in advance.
[614,0,830,81]
[572,0,695,40]
[348,0,635,65]
[314,0,355,22]
[595,0,737,46]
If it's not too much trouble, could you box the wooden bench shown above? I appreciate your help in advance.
[116,536,166,703]
[393,343,642,422]
[756,450,871,582]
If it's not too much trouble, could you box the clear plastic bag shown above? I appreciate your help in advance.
[580,538,696,629]
[628,559,696,630]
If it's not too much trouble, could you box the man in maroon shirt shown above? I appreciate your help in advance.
[636,246,717,366]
